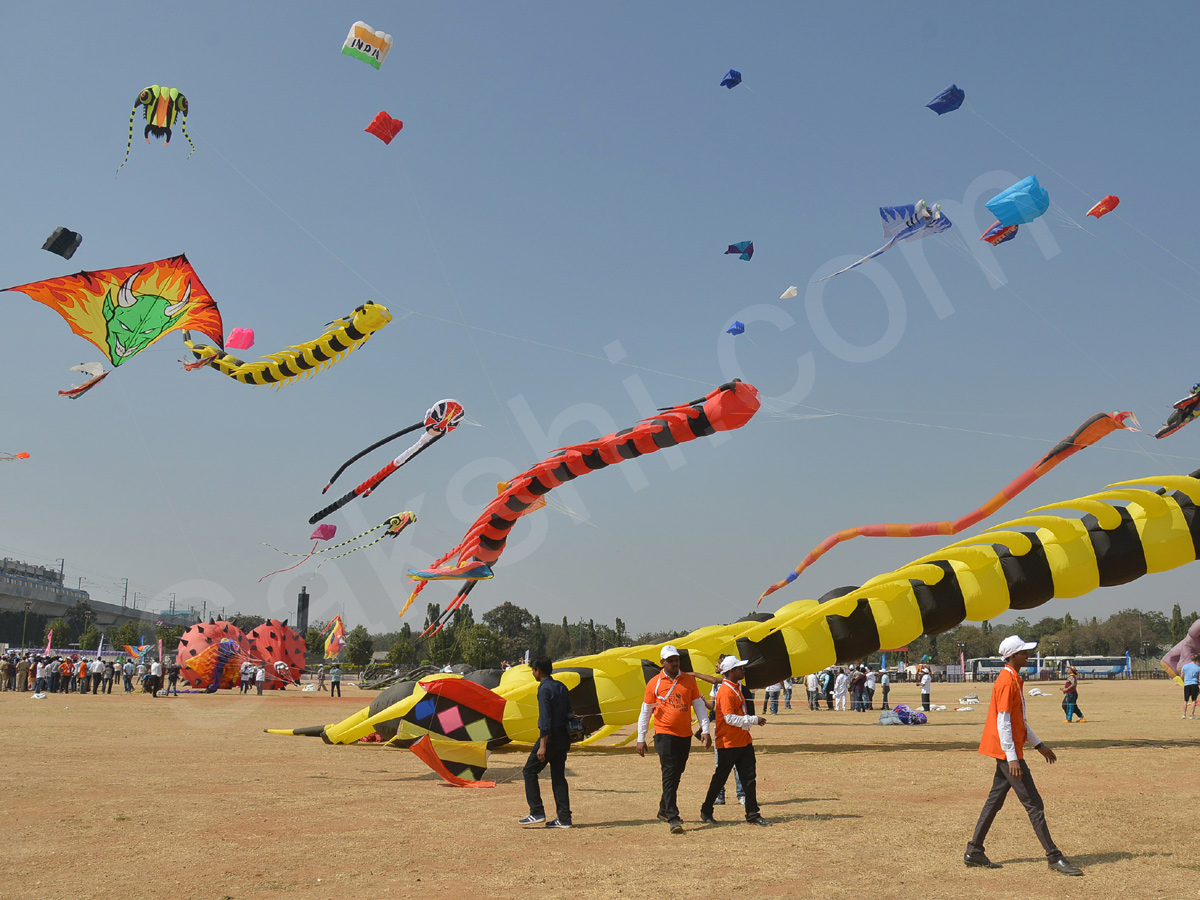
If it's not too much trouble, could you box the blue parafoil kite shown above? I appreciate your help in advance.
[818,201,951,281]
[721,69,742,89]
[986,176,1050,227]
[926,85,964,115]
[725,241,754,261]
[726,321,745,335]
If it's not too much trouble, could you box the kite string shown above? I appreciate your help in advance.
[197,135,711,388]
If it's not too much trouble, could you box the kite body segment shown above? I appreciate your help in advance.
[183,302,390,388]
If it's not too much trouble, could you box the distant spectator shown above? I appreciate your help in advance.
[881,669,891,710]
[90,656,105,694]
[850,667,867,712]
[833,669,849,711]
[255,664,265,695]
[330,664,342,697]
[763,681,783,716]
[783,677,793,710]
[921,667,932,712]
[1061,666,1083,723]
[167,661,181,696]
[806,672,820,711]
[1182,654,1200,719]
[317,664,327,691]
[123,659,135,693]
[103,659,115,694]
[864,667,876,710]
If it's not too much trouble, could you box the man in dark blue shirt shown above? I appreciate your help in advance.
[518,656,573,828]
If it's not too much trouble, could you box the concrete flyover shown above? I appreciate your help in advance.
[0,573,195,629]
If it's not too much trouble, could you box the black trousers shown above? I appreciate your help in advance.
[331,681,341,696]
[524,732,571,824]
[824,689,833,709]
[654,734,691,822]
[921,692,930,711]
[967,759,1062,860]
[702,744,760,820]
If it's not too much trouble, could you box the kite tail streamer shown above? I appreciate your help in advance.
[116,101,139,176]
[258,543,320,581]
[180,113,195,159]
[323,422,424,492]
[758,410,1138,603]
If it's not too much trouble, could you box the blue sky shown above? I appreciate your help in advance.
[3,3,1200,635]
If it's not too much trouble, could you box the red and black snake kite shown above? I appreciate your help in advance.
[758,410,1138,603]
[402,379,761,620]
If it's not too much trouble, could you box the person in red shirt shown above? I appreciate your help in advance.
[965,635,1082,876]
[636,645,711,834]
[698,657,771,827]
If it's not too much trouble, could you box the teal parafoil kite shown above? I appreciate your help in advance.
[986,176,1050,227]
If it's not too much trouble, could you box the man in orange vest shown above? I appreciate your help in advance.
[965,635,1082,876]
[698,656,771,827]
[636,645,711,834]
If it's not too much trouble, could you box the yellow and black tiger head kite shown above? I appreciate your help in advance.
[116,85,193,175]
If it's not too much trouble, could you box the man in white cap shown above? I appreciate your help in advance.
[964,635,1082,876]
[699,657,771,827]
[636,645,711,834]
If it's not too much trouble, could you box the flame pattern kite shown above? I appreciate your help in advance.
[273,470,1200,783]
[5,255,222,370]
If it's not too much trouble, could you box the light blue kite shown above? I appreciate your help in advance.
[818,201,952,281]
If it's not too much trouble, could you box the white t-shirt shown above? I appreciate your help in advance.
[920,673,931,691]
[136,664,146,677]
[150,662,162,677]
[834,673,848,694]
[256,666,265,682]
[806,673,818,691]
[865,671,876,690]
[765,682,783,695]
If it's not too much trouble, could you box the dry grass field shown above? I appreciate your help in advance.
[1,678,1195,900]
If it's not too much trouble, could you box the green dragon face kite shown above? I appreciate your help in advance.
[116,85,194,175]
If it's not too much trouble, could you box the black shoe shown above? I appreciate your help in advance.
[699,811,717,825]
[517,813,546,827]
[656,812,669,823]
[747,816,772,826]
[669,819,685,834]
[963,852,1001,869]
[1048,858,1083,876]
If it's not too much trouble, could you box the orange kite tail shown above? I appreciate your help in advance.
[758,411,1137,604]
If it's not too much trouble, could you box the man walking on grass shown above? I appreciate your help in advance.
[636,645,711,834]
[964,635,1082,876]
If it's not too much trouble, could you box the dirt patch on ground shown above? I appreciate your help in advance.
[1,679,1193,900]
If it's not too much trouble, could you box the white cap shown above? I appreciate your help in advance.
[998,635,1038,659]
[660,644,681,661]
[719,656,749,674]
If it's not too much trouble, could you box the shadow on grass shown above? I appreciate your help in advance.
[759,737,1200,754]
[1001,850,1149,866]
